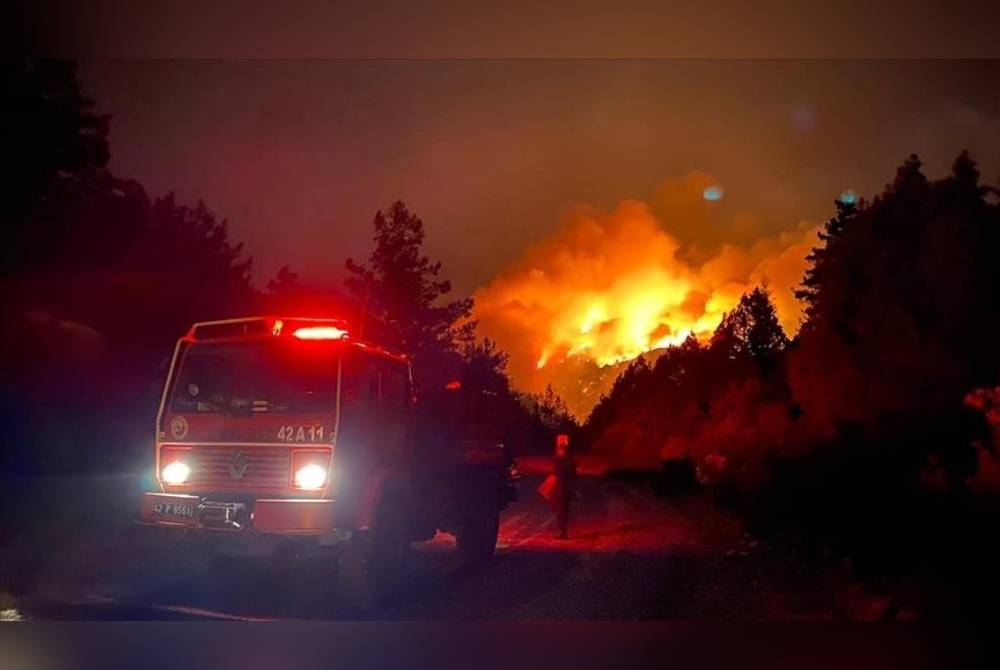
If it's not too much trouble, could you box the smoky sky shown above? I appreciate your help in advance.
[80,60,1000,296]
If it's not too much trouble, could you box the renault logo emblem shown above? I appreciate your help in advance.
[229,450,249,480]
[170,415,189,440]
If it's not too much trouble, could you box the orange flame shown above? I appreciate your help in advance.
[472,172,819,411]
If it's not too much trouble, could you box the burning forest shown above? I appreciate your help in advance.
[473,171,819,417]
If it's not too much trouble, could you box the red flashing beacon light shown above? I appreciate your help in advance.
[292,326,349,340]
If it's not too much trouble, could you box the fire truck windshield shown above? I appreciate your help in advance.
[170,339,340,415]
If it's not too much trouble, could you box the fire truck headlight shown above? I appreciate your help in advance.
[162,461,191,485]
[294,463,327,490]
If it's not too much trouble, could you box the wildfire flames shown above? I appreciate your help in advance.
[473,171,819,413]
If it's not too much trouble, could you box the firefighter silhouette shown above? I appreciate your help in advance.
[539,434,577,539]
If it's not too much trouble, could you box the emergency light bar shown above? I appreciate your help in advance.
[188,317,349,341]
[292,326,348,340]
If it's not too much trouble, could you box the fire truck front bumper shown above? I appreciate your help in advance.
[138,492,346,544]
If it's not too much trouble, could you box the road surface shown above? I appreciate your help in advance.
[1,469,873,620]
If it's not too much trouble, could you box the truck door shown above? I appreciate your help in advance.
[367,355,415,465]
[334,352,414,526]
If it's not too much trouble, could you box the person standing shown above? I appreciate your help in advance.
[552,434,577,540]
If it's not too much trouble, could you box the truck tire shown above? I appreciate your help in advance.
[337,496,409,610]
[456,505,500,566]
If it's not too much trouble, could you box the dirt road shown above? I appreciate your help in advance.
[2,471,859,620]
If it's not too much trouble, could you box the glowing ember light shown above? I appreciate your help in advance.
[292,326,348,340]
[838,189,857,205]
[702,185,724,201]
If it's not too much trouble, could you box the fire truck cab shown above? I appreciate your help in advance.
[139,316,517,604]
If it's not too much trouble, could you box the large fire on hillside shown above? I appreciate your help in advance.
[472,172,820,418]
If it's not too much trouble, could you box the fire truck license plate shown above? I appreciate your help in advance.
[153,502,195,519]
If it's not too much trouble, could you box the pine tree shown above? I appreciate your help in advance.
[536,384,575,432]
[795,197,858,329]
[462,337,511,394]
[345,200,474,376]
[5,60,112,274]
[266,265,300,297]
[712,286,789,363]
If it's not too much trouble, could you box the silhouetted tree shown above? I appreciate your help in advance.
[4,60,111,274]
[533,384,574,432]
[345,200,474,381]
[583,355,652,446]
[792,153,1000,430]
[2,62,267,473]
[785,151,1000,503]
[711,286,789,365]
[461,337,511,394]
[796,198,860,337]
[267,265,300,296]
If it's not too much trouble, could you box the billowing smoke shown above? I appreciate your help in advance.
[472,171,819,417]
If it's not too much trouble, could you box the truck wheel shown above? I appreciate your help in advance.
[337,501,408,610]
[456,506,500,566]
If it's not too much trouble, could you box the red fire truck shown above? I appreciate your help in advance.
[139,316,518,604]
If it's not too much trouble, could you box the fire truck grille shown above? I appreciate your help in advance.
[187,446,291,489]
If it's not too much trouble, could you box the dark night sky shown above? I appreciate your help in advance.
[80,60,1000,295]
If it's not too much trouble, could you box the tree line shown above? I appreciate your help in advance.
[582,150,1000,607]
[585,153,1000,485]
